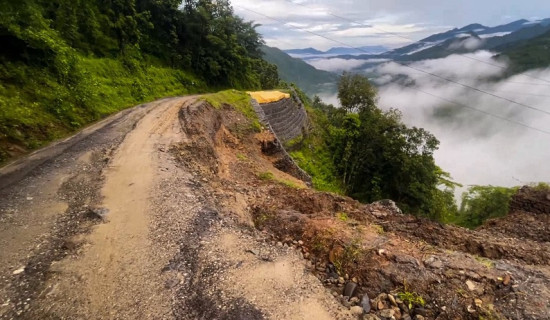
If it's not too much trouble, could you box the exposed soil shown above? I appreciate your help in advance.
[1,97,549,320]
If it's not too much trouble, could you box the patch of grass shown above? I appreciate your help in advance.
[257,170,304,189]
[397,290,426,310]
[258,171,275,181]
[236,153,248,161]
[201,90,262,132]
[254,211,273,229]
[474,255,495,269]
[277,179,303,189]
[332,240,363,275]
[371,224,385,234]
[337,212,349,222]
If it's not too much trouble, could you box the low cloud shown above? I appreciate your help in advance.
[370,52,550,188]
[307,58,368,72]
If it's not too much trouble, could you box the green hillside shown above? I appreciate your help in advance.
[498,30,550,74]
[261,46,338,95]
[0,0,278,164]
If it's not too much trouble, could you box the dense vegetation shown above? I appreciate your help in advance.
[498,30,550,74]
[290,73,460,219]
[0,0,278,163]
[290,73,547,228]
[261,46,337,96]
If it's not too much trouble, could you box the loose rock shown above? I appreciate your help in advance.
[361,294,371,313]
[350,306,364,316]
[343,282,358,297]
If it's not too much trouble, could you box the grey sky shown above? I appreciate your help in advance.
[232,0,550,50]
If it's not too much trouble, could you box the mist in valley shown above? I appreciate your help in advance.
[311,52,550,189]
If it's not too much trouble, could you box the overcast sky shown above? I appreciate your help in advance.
[232,0,550,50]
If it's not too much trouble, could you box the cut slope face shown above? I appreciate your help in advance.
[173,99,550,320]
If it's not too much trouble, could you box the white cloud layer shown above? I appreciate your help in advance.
[372,52,550,188]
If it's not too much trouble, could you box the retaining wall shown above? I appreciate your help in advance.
[256,96,307,143]
[251,95,312,186]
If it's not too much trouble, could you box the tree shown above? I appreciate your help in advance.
[457,185,518,228]
[329,73,455,215]
[337,72,378,113]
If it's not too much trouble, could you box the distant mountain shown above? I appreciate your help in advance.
[284,47,324,55]
[324,46,388,55]
[261,46,338,95]
[376,18,550,61]
[284,46,389,57]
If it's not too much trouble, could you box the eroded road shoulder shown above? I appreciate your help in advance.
[1,97,351,320]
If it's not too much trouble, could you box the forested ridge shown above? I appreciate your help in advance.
[0,0,278,163]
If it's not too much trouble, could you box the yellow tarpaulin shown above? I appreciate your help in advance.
[248,91,290,104]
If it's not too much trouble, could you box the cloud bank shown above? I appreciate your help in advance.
[371,52,550,188]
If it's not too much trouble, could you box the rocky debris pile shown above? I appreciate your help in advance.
[478,185,550,246]
[368,200,403,217]
[509,186,550,215]
[175,98,550,319]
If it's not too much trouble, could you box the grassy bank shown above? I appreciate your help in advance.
[0,56,207,164]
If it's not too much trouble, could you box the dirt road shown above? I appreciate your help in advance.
[0,97,351,319]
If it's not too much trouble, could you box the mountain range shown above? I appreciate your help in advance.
[264,18,550,97]
[284,46,389,57]
[283,18,550,63]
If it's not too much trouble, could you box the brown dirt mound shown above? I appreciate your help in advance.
[479,186,550,243]
[174,100,550,320]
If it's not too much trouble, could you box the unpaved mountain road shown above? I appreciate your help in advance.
[0,97,352,319]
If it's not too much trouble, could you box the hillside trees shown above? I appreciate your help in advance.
[0,0,279,163]
[301,73,459,217]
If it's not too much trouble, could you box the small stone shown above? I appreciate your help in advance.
[352,277,358,283]
[298,240,304,245]
[344,274,349,280]
[343,282,358,297]
[474,298,483,307]
[466,280,477,291]
[350,306,364,316]
[378,249,386,255]
[350,297,360,305]
[414,316,425,320]
[392,307,402,320]
[503,274,511,286]
[377,300,387,310]
[361,294,371,313]
[338,277,345,285]
[388,294,398,307]
[340,296,351,308]
[26,197,33,201]
[12,267,25,275]
[467,305,476,313]
[276,242,283,247]
[380,309,395,319]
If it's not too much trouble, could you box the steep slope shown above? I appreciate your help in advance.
[261,46,338,95]
[496,29,550,73]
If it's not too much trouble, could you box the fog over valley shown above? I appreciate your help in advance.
[311,52,550,189]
